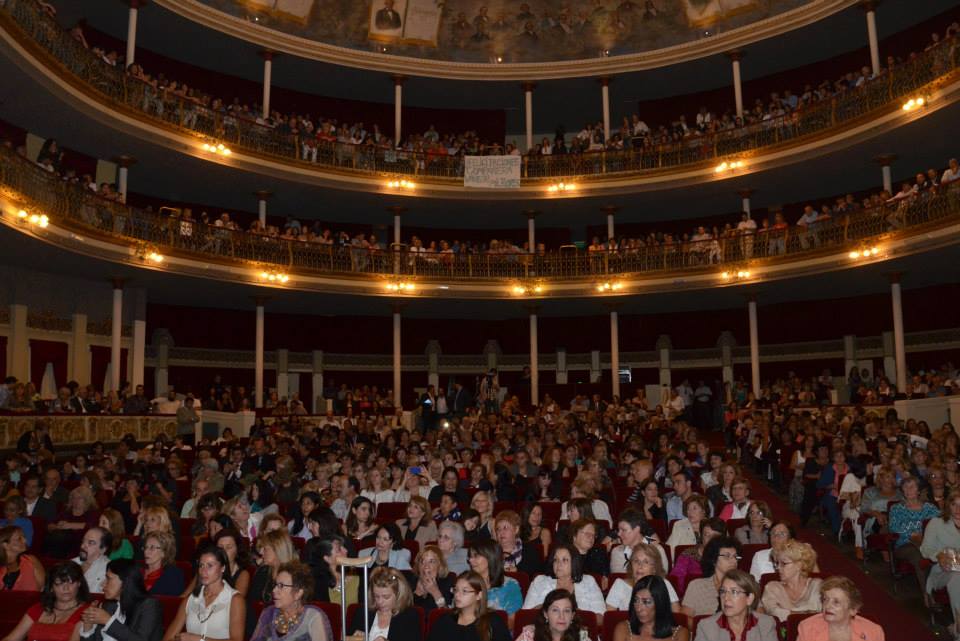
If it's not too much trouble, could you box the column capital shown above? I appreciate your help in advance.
[253,189,274,201]
[390,302,407,314]
[873,153,897,167]
[716,331,738,349]
[602,301,623,313]
[252,295,271,307]
[887,271,904,285]
[725,49,746,62]
[391,74,407,86]
[521,81,537,92]
[655,334,673,351]
[522,303,541,315]
[122,0,148,8]
[258,49,278,61]
[745,293,758,304]
[736,188,755,198]
[110,277,125,290]
[600,205,620,216]
[523,209,540,220]
[597,76,613,87]
[859,0,880,12]
[386,206,407,217]
[111,155,137,168]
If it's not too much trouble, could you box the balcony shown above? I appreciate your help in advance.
[1,0,959,197]
[2,144,960,299]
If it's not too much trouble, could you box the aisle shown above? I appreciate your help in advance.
[746,473,939,641]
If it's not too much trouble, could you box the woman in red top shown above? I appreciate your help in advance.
[0,525,45,591]
[1,561,91,641]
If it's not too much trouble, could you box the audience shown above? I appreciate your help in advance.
[2,562,91,641]
[347,566,421,641]
[161,544,245,641]
[73,558,163,641]
[249,561,331,641]
[612,576,689,641]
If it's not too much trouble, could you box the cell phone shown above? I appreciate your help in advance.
[409,466,422,475]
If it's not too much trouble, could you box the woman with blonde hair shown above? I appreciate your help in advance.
[470,492,495,540]
[246,529,297,636]
[759,540,822,621]
[606,543,680,613]
[396,497,437,548]
[348,567,421,641]
[46,486,100,557]
[221,494,262,542]
[408,545,454,614]
[142,530,184,596]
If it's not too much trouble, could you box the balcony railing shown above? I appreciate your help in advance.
[2,0,958,183]
[3,145,960,284]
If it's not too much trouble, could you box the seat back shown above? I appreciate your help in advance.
[311,601,343,641]
[156,595,184,628]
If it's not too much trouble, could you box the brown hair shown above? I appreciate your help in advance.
[99,508,126,553]
[367,567,413,612]
[414,544,448,577]
[721,569,761,611]
[144,530,176,567]
[683,494,710,518]
[820,575,863,611]
[276,561,315,603]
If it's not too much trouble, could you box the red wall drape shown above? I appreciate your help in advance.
[0,336,7,379]
[28,340,67,389]
[89,346,128,390]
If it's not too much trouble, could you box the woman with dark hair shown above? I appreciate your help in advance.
[425,571,510,641]
[567,519,609,578]
[161,544,245,641]
[250,561,332,641]
[516,589,581,641]
[98,510,134,560]
[344,497,378,541]
[669,518,726,594]
[192,494,222,539]
[612,576,689,641]
[70,558,162,641]
[681,536,741,618]
[181,528,251,597]
[468,540,522,617]
[0,525,45,590]
[247,480,277,516]
[304,534,358,607]
[522,543,604,615]
[520,503,553,552]
[288,491,322,540]
[2,562,91,641]
[359,523,412,570]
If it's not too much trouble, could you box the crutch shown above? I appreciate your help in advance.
[338,555,375,641]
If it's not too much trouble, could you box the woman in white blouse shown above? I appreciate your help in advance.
[362,469,396,507]
[606,543,680,613]
[522,543,605,616]
[162,545,244,641]
[664,494,709,558]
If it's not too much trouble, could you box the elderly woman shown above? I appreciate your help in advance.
[749,521,796,580]
[396,497,438,548]
[694,570,778,641]
[359,523,413,570]
[494,510,543,575]
[889,475,940,595]
[2,562,91,641]
[71,559,162,641]
[681,536,741,618]
[920,491,960,638]
[735,500,772,545]
[407,545,454,614]
[664,494,709,557]
[567,518,609,578]
[134,505,177,559]
[522,543,605,616]
[348,567,421,641]
[250,561,332,641]
[606,543,680,613]
[468,540,522,617]
[142,530,184,596]
[759,540,822,621]
[797,576,884,641]
[718,477,753,521]
[438,520,469,574]
[46,487,100,557]
[669,517,725,593]
[0,525,45,591]
[612,576,689,641]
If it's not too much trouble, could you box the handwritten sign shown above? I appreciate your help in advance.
[464,155,521,189]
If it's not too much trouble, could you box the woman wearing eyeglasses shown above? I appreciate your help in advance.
[250,561,331,641]
[681,536,741,619]
[611,576,688,641]
[347,567,420,641]
[161,544,245,641]
[694,570,777,641]
[606,544,680,613]
[426,571,510,641]
[1,562,91,641]
[758,541,822,622]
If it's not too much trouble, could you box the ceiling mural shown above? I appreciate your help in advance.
[199,0,809,63]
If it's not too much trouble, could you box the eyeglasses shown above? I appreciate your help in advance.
[718,588,749,598]
[717,553,742,560]
[273,582,296,591]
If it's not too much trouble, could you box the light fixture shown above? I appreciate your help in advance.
[511,282,544,296]
[202,141,232,156]
[21,211,49,228]
[496,56,503,63]
[146,251,164,263]
[902,97,926,111]
[596,281,623,292]
[714,160,746,173]
[384,281,416,292]
[386,179,416,190]
[547,182,576,193]
[721,270,751,280]
[258,269,290,283]
[17,209,27,219]
[849,246,881,260]
[133,243,164,264]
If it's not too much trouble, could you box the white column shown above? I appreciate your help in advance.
[843,335,857,381]
[600,78,611,142]
[276,349,289,400]
[255,302,265,408]
[393,307,402,409]
[125,1,139,68]
[311,350,324,413]
[393,76,404,145]
[656,336,672,389]
[739,189,753,214]
[865,3,880,77]
[890,275,908,393]
[154,342,168,398]
[110,281,123,393]
[876,154,896,193]
[523,83,534,152]
[261,52,273,119]
[8,304,28,382]
[118,167,129,203]
[610,309,620,399]
[526,211,536,253]
[390,207,403,246]
[748,297,760,397]
[529,310,539,406]
[255,191,271,227]
[729,52,744,119]
[607,212,615,240]
[70,313,88,384]
[131,318,146,388]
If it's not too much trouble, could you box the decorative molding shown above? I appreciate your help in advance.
[0,415,176,448]
[26,310,71,332]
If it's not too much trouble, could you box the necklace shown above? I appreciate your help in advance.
[274,605,304,636]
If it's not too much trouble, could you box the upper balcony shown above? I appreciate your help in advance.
[2,0,959,199]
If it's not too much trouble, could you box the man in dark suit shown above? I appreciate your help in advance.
[451,381,471,417]
[375,0,402,30]
[241,436,276,478]
[419,384,437,433]
[42,468,69,507]
[22,473,57,521]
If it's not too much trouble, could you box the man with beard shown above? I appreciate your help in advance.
[72,526,111,592]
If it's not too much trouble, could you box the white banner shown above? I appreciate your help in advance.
[464,155,521,189]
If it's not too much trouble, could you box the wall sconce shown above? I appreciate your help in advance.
[902,97,926,111]
[17,209,49,228]
[511,282,544,296]
[201,141,232,156]
[721,270,751,280]
[547,182,576,193]
[596,281,623,292]
[386,179,416,189]
[714,160,745,173]
[849,247,880,259]
[259,269,290,283]
[384,281,416,292]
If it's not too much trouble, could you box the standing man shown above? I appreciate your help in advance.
[693,380,713,430]
[176,396,200,444]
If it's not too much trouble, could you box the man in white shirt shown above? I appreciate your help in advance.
[796,205,819,249]
[151,387,181,414]
[942,158,960,185]
[73,527,110,593]
[737,212,757,258]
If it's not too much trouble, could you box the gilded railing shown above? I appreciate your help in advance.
[2,146,960,282]
[0,414,177,448]
[2,0,958,182]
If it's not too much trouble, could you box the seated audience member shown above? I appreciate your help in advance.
[610,507,667,574]
[142,531,184,596]
[665,470,695,522]
[815,449,853,536]
[522,543,605,615]
[670,518,726,593]
[1,497,34,546]
[183,528,251,597]
[612,576,689,641]
[161,544,245,641]
[515,589,583,641]
[749,521,795,581]
[221,495,261,542]
[694,569,777,641]
[2,561,91,641]
[345,497,378,540]
[665,494,709,557]
[98,509,134,560]
[920,491,960,636]
[72,558,163,641]
[348,567,421,641]
[797,576,884,641]
[636,478,667,522]
[250,561,332,641]
[568,519,609,577]
[396,497,438,548]
[852,469,901,555]
[134,506,177,559]
[407,544,454,614]
[438,520,469,574]
[758,541,822,621]
[304,534,358,607]
[359,523,413,570]
[0,525,45,590]
[495,510,543,575]
[681,536,741,618]
[606,543,680,613]
[288,491,322,540]
[425,571,511,641]
[888,476,940,594]
[734,500,772,545]
[707,465,739,514]
[72,527,111,593]
[521,503,554,552]
[470,492,495,540]
[248,529,298,634]
[46,487,100,558]
[560,479,612,527]
[468,540,522,616]
[717,477,752,521]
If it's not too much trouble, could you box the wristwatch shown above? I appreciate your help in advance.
[434,596,446,607]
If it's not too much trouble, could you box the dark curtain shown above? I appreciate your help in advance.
[89,345,128,390]
[28,340,67,389]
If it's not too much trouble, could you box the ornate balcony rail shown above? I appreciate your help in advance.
[3,145,960,284]
[0,414,177,448]
[2,0,958,183]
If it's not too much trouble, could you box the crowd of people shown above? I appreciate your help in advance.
[15,369,960,641]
